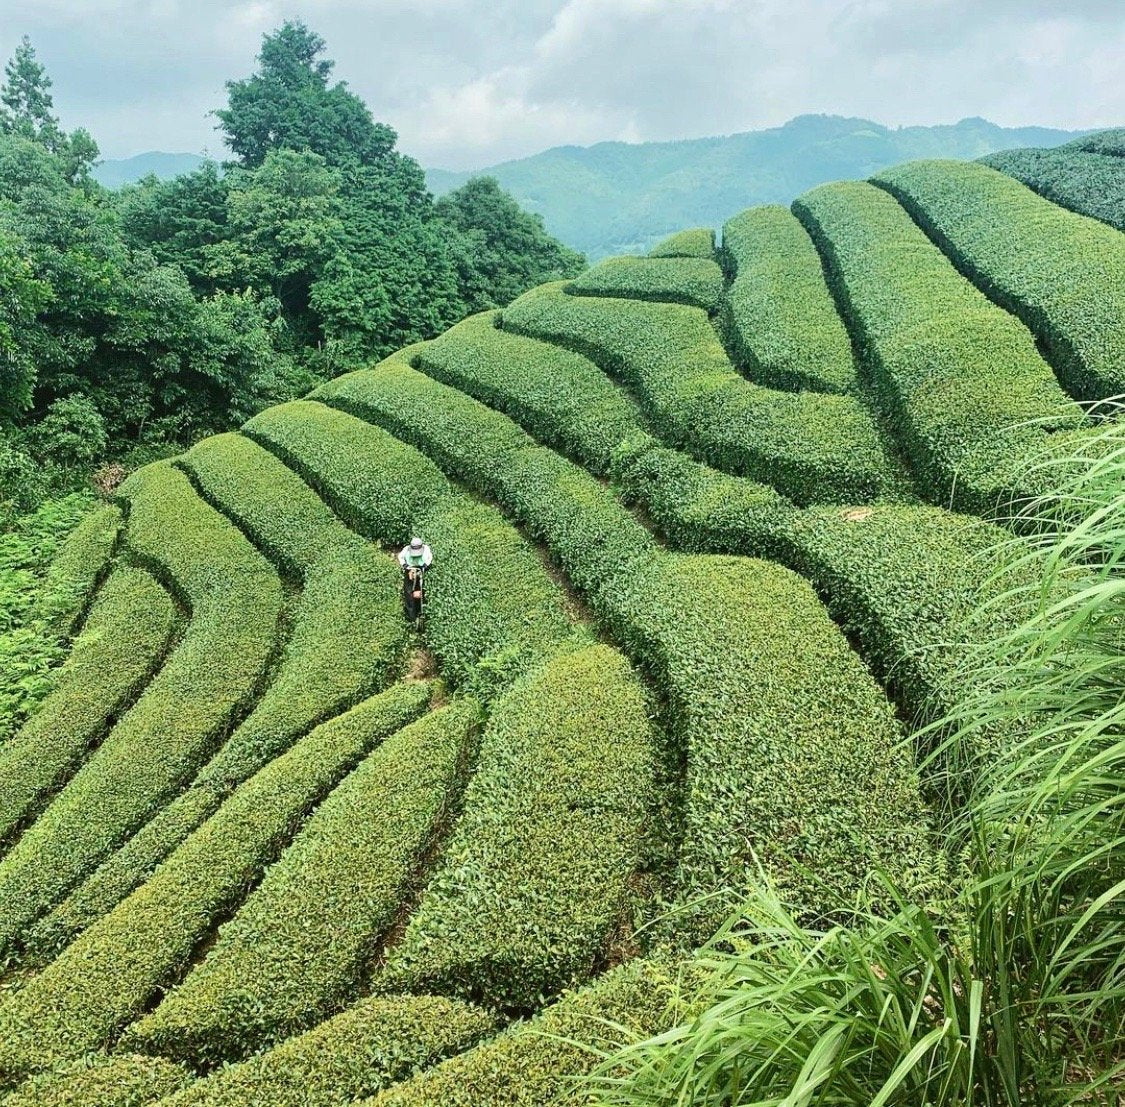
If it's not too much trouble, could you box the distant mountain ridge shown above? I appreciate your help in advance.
[426,114,1083,258]
[92,151,207,189]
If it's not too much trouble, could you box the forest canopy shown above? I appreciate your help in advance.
[0,22,584,521]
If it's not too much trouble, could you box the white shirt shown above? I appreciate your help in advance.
[398,544,434,569]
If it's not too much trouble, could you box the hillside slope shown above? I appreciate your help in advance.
[428,114,1080,257]
[0,158,1120,1104]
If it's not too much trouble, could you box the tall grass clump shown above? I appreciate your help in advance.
[583,417,1125,1106]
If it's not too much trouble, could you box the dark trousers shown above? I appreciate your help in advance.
[403,569,423,621]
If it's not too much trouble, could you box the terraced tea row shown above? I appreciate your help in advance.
[314,352,941,929]
[875,160,1125,401]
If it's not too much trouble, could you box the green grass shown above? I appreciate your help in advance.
[720,205,857,393]
[125,699,477,1065]
[567,256,724,311]
[0,497,118,743]
[0,464,283,959]
[384,645,655,1010]
[0,683,432,1078]
[875,160,1125,402]
[502,282,892,504]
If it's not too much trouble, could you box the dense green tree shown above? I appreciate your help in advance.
[0,36,98,183]
[310,156,466,360]
[210,148,344,331]
[0,227,50,420]
[117,162,230,293]
[437,176,585,310]
[216,21,395,169]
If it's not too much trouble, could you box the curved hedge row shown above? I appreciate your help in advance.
[242,399,577,698]
[793,180,1089,514]
[314,357,940,928]
[314,355,657,607]
[416,312,645,475]
[719,205,857,394]
[383,645,654,1010]
[501,283,891,504]
[35,501,122,635]
[874,160,1125,402]
[182,432,362,572]
[0,683,433,1079]
[367,959,674,1107]
[242,400,450,547]
[126,700,477,1066]
[0,568,177,846]
[156,995,495,1107]
[1,1053,191,1107]
[0,464,283,959]
[648,227,715,258]
[614,442,1015,727]
[984,147,1125,235]
[26,543,407,962]
[567,256,724,311]
[622,552,940,931]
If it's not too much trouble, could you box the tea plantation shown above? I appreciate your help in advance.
[0,157,1120,1105]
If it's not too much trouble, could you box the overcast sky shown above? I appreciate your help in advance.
[1,0,1122,169]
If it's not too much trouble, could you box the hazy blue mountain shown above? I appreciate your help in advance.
[93,152,207,189]
[427,115,1083,258]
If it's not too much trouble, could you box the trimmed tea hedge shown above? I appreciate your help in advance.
[367,960,674,1107]
[35,501,122,634]
[314,356,657,607]
[648,227,715,257]
[413,497,581,699]
[501,283,891,504]
[156,995,496,1107]
[720,205,857,393]
[1067,129,1125,157]
[620,552,941,933]
[984,147,1125,235]
[384,645,654,1010]
[243,397,577,698]
[613,438,794,557]
[416,312,644,475]
[26,543,407,962]
[0,683,432,1078]
[617,447,1013,724]
[182,432,362,573]
[316,355,938,929]
[0,464,282,958]
[1,1053,192,1107]
[242,400,449,546]
[126,700,477,1065]
[567,256,724,311]
[875,160,1125,402]
[0,568,177,846]
[794,180,1090,514]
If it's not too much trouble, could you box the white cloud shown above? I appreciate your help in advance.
[0,0,1121,166]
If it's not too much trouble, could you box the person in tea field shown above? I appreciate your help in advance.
[398,537,433,622]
